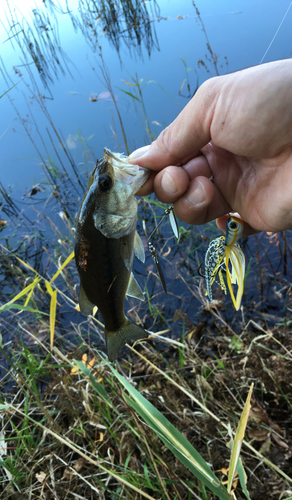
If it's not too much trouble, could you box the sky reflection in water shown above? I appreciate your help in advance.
[1,0,292,331]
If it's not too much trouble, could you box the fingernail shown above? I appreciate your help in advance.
[161,171,177,195]
[128,145,150,161]
[187,179,206,205]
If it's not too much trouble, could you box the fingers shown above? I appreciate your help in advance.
[136,152,213,198]
[136,164,192,198]
[153,166,190,203]
[128,79,216,170]
[137,150,236,225]
[136,170,156,196]
[172,176,230,225]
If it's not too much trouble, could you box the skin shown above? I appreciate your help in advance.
[128,59,292,237]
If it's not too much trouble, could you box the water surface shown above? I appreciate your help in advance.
[1,0,292,347]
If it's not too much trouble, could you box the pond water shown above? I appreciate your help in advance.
[1,0,292,353]
[1,0,292,193]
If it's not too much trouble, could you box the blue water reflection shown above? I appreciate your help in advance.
[1,0,292,346]
[1,0,291,193]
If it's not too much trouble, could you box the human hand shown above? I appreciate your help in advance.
[129,59,292,236]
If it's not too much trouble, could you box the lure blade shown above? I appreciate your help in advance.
[168,205,179,240]
[155,255,168,294]
[145,204,178,294]
[149,242,167,293]
[225,243,245,310]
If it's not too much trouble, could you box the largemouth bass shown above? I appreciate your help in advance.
[75,148,150,361]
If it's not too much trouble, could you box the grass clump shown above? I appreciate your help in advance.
[1,296,292,499]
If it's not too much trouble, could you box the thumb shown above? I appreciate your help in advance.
[128,80,215,170]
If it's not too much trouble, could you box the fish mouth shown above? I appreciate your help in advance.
[116,167,149,193]
[103,148,150,194]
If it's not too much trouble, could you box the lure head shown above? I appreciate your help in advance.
[225,216,244,246]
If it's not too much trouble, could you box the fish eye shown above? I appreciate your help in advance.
[99,174,113,192]
[229,221,237,229]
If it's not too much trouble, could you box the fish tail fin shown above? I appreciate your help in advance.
[106,320,148,362]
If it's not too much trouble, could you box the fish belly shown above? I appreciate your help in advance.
[75,222,148,360]
[76,222,131,331]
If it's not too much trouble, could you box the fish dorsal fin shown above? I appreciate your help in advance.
[120,235,134,271]
[134,231,145,263]
[79,284,95,316]
[126,272,145,301]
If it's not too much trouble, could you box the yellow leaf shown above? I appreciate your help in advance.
[24,287,34,308]
[50,251,74,284]
[121,79,136,86]
[88,357,96,368]
[23,275,41,307]
[13,255,37,274]
[0,244,37,275]
[45,280,54,296]
[5,278,41,308]
[50,290,57,347]
[96,432,104,442]
[227,383,253,492]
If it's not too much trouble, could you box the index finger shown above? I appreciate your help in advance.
[128,79,216,170]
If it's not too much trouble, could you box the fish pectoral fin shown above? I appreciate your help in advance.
[106,320,148,361]
[134,231,145,262]
[79,285,95,316]
[126,272,145,301]
[120,235,134,271]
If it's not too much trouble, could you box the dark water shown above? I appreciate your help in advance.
[1,0,292,350]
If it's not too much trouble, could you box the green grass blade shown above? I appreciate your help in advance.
[116,86,141,102]
[0,303,48,314]
[0,81,19,98]
[236,457,251,500]
[108,364,232,500]
[73,360,111,405]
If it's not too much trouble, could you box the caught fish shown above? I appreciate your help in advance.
[75,148,150,361]
[205,216,245,310]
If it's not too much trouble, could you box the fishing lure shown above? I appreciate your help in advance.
[205,216,245,310]
[146,204,179,293]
